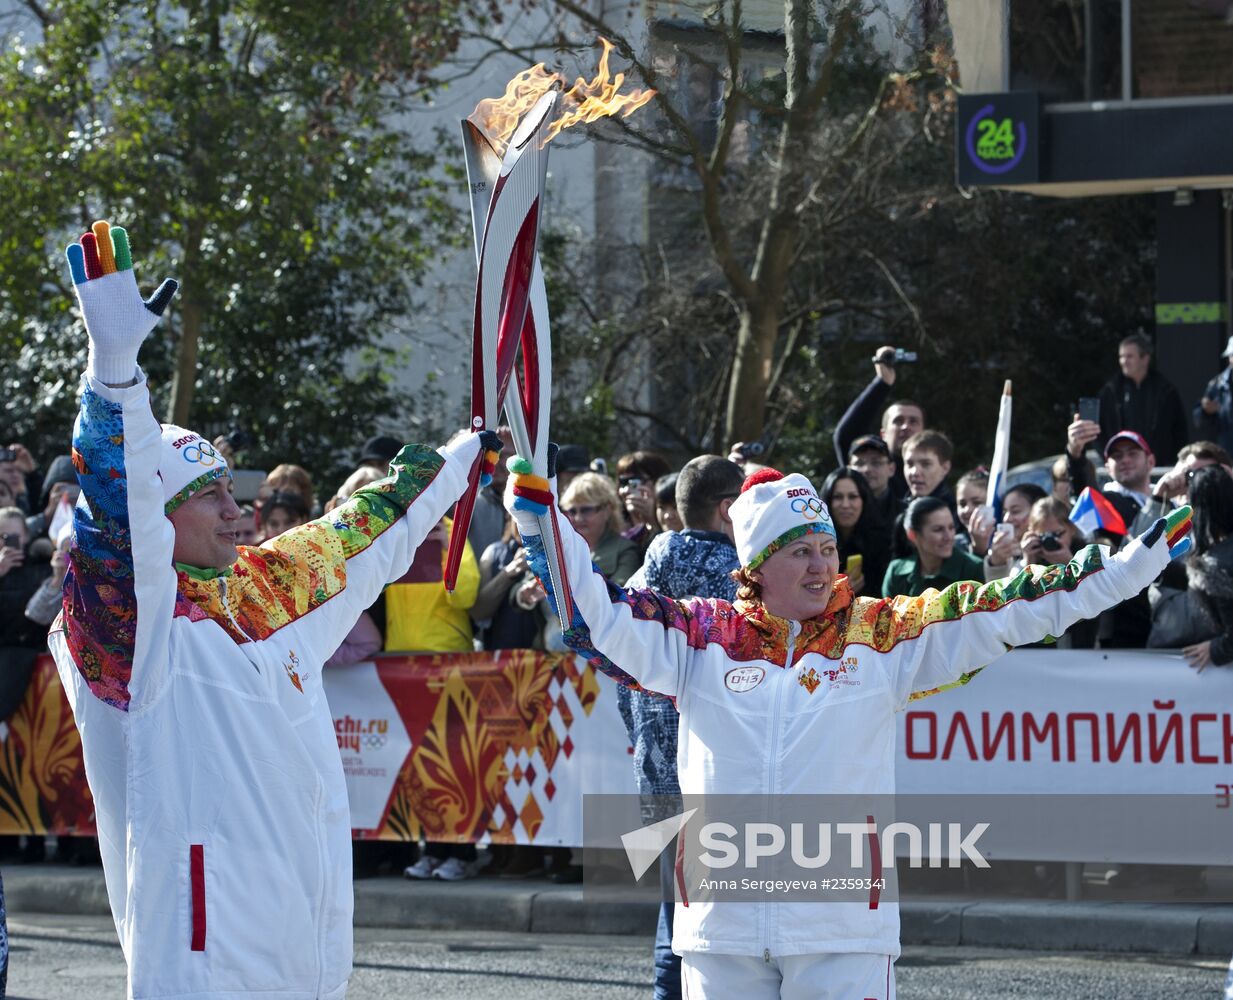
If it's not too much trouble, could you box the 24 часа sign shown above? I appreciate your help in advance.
[956,93,1041,186]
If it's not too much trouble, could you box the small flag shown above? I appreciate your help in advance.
[1069,486,1127,537]
[988,381,1013,521]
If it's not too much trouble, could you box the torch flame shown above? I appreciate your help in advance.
[469,38,656,156]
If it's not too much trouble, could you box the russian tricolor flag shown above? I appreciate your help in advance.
[1069,487,1128,537]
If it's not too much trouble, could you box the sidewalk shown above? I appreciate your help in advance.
[5,864,1233,957]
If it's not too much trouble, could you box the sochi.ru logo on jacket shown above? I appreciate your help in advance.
[799,656,860,695]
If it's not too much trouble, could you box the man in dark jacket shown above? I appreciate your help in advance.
[617,454,743,1000]
[1193,336,1233,456]
[833,345,923,499]
[1065,423,1169,647]
[1098,333,1188,462]
[847,435,906,528]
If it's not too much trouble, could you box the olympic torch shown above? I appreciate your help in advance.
[444,40,656,597]
[443,92,557,593]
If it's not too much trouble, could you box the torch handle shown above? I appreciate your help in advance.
[444,449,484,593]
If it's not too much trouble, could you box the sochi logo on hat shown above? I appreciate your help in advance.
[169,434,223,468]
[730,469,835,569]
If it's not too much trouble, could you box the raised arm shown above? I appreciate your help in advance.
[244,433,497,658]
[59,221,180,710]
[833,371,893,468]
[857,508,1193,706]
[505,458,713,699]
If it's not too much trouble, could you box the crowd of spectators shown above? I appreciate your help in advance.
[4,332,1233,883]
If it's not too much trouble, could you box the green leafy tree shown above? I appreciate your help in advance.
[0,0,482,488]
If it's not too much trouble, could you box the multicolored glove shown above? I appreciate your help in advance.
[1139,504,1194,560]
[476,429,503,488]
[504,452,553,538]
[66,221,178,385]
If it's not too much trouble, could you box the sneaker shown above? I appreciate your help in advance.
[403,856,442,880]
[432,857,474,881]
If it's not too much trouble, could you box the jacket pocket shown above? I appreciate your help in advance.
[190,843,206,951]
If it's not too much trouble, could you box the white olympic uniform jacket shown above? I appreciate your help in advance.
[523,511,1171,960]
[50,372,476,1000]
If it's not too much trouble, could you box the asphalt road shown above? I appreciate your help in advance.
[4,914,1228,999]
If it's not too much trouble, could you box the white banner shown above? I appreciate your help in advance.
[895,647,1233,795]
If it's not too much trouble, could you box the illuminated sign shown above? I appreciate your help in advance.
[956,93,1040,185]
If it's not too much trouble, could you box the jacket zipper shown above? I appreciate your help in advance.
[760,620,799,964]
[314,778,327,996]
[217,579,258,671]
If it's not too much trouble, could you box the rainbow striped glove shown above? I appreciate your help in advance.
[504,453,554,538]
[66,221,178,385]
[1139,504,1193,561]
[476,430,503,487]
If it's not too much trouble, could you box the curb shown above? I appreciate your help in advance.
[6,867,1232,956]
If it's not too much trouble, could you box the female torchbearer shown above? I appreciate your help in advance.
[506,461,1192,1000]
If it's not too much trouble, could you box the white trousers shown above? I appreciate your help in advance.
[681,951,895,1000]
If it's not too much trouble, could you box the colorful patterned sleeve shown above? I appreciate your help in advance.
[522,523,742,700]
[845,538,1169,707]
[251,439,475,655]
[61,376,177,710]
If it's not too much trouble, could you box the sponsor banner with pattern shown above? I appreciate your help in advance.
[0,651,636,843]
[6,649,1229,856]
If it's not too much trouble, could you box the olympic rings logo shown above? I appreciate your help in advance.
[363,734,387,750]
[790,496,827,520]
[181,442,221,466]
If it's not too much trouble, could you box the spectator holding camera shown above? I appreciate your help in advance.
[1152,441,1233,504]
[1098,333,1188,461]
[1067,425,1171,648]
[1019,497,1098,649]
[616,450,673,555]
[833,344,924,499]
[1067,422,1168,534]
[1021,497,1085,568]
[821,467,890,598]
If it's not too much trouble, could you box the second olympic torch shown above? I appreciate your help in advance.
[444,42,656,599]
[443,92,557,593]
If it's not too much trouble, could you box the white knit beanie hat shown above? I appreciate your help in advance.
[730,469,835,569]
[160,425,231,514]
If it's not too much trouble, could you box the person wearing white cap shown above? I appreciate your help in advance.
[1195,335,1233,456]
[506,459,1193,1000]
[48,220,499,1000]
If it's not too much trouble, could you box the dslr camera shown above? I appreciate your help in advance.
[1039,531,1063,552]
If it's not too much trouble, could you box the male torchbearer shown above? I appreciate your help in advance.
[49,219,498,1000]
[449,90,575,617]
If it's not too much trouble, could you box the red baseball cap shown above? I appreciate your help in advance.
[1103,430,1151,459]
